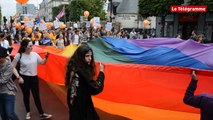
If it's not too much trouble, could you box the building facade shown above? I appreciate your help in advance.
[108,0,156,31]
[16,4,36,17]
[155,0,213,42]
[155,13,213,42]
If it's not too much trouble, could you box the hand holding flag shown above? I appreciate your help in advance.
[56,7,65,20]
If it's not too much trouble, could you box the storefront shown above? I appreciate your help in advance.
[156,13,213,42]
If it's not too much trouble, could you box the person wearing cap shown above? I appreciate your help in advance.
[183,70,213,120]
[0,47,23,120]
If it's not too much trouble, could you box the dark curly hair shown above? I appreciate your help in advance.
[18,39,31,53]
[65,44,96,88]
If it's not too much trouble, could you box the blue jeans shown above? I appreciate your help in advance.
[0,93,19,120]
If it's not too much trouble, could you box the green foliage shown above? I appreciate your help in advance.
[68,0,106,22]
[138,0,212,18]
[138,0,183,18]
[189,0,213,13]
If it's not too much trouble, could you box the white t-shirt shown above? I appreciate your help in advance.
[1,40,10,61]
[35,41,39,45]
[0,40,9,49]
[14,52,42,76]
[56,39,65,49]
[73,34,80,45]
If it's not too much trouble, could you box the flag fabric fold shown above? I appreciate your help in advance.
[56,7,65,20]
[12,12,20,19]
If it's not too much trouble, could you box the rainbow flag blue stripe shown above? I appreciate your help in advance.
[88,37,213,70]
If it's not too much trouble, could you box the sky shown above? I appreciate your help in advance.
[0,0,42,19]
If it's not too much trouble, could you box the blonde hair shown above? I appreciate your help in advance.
[44,31,50,38]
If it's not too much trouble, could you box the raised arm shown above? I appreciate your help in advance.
[183,70,202,108]
[77,62,105,95]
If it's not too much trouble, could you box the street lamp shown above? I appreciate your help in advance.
[109,0,113,22]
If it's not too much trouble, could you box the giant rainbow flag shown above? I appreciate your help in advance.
[89,37,213,70]
[11,37,213,120]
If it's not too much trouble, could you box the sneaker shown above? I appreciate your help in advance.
[40,113,52,120]
[25,112,31,119]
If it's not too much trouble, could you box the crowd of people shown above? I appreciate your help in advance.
[175,30,211,44]
[0,24,213,120]
[188,30,209,43]
[2,23,211,52]
[0,24,158,51]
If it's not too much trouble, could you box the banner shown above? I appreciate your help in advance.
[105,22,112,31]
[25,21,34,28]
[53,20,59,29]
[38,23,47,31]
[94,17,100,29]
[56,7,65,20]
[12,12,20,19]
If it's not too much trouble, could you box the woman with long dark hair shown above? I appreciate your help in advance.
[65,44,105,120]
[12,39,52,120]
[6,34,14,54]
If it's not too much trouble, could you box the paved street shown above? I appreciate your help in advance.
[11,79,130,120]
[14,80,69,120]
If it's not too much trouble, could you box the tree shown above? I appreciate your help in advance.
[138,0,183,36]
[138,0,183,18]
[67,0,106,22]
[189,0,213,13]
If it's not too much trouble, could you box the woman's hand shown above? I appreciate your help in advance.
[99,62,104,72]
[17,77,24,84]
[45,52,49,59]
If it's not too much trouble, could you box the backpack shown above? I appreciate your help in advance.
[12,53,22,81]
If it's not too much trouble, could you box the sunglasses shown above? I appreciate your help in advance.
[27,45,33,48]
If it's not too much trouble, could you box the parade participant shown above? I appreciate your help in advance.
[72,30,81,45]
[12,39,52,120]
[54,34,65,49]
[0,33,9,50]
[41,32,51,46]
[65,44,105,120]
[184,70,213,120]
[0,47,23,120]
